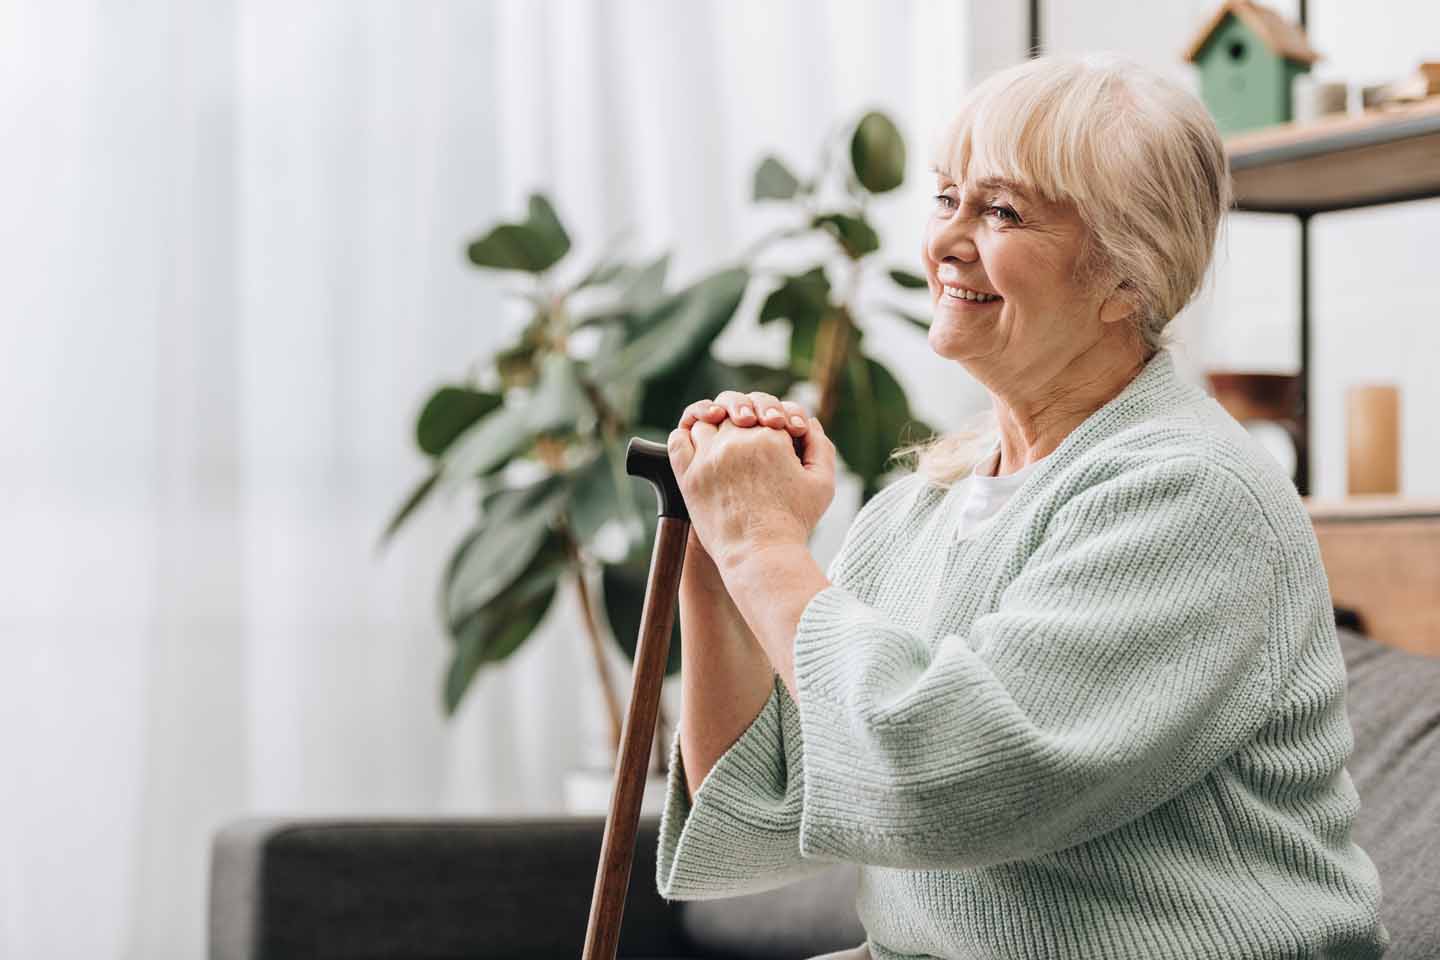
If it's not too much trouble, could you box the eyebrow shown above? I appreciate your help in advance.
[974,176,1027,195]
[929,165,1033,201]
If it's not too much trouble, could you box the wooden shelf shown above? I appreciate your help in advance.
[1305,497,1440,657]
[1227,97,1440,214]
[1304,496,1440,522]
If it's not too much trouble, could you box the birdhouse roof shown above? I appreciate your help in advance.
[1183,0,1321,65]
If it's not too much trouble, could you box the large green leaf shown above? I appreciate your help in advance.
[439,402,532,486]
[850,111,906,194]
[417,386,503,457]
[813,214,880,259]
[888,268,927,289]
[828,354,930,493]
[571,256,629,294]
[443,533,566,716]
[377,469,440,550]
[618,254,670,316]
[788,303,846,380]
[437,355,587,488]
[757,268,830,380]
[593,267,749,385]
[564,432,667,551]
[466,193,571,273]
[525,194,570,258]
[571,254,671,334]
[602,544,683,677]
[526,353,587,435]
[759,267,829,325]
[753,155,800,201]
[443,474,570,631]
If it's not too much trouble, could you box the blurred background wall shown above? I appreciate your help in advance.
[1,1,1434,958]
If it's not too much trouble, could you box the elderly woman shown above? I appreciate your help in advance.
[655,54,1388,959]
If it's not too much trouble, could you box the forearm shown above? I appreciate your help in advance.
[718,542,830,704]
[676,530,776,804]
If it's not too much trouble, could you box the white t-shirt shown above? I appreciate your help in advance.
[951,444,1049,542]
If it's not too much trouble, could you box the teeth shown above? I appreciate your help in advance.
[943,286,1000,303]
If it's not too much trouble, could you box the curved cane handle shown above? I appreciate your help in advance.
[625,438,688,521]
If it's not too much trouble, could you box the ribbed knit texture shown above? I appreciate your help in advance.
[655,347,1390,959]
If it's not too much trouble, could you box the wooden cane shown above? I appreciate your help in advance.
[580,437,690,960]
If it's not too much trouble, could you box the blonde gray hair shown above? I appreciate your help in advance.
[893,53,1231,487]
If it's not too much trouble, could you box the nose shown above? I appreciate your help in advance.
[925,209,979,276]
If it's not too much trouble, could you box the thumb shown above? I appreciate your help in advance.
[667,427,695,477]
[802,417,836,474]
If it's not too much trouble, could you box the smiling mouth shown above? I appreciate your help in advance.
[941,285,1002,304]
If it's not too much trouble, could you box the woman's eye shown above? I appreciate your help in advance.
[932,193,957,211]
[986,204,1020,224]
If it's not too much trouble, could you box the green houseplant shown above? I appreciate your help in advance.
[745,109,937,502]
[381,109,935,782]
[379,193,788,775]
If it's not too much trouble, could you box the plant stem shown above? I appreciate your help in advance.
[815,257,866,423]
[566,532,626,760]
[652,695,670,776]
[568,528,669,778]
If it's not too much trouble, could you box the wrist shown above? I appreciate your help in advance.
[715,541,830,672]
[709,509,811,576]
[715,535,810,581]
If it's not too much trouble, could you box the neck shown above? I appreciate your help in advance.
[977,327,1150,477]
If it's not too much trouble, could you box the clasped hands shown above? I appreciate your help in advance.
[666,389,837,575]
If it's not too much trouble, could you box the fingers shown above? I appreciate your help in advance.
[680,391,814,442]
[669,417,722,475]
[713,390,760,427]
[776,400,811,437]
[712,390,811,435]
[746,392,789,431]
[678,398,726,431]
[667,424,695,477]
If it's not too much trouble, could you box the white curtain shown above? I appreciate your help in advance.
[0,1,982,957]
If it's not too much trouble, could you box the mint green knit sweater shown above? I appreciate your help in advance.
[655,348,1389,959]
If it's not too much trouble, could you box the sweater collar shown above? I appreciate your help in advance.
[940,346,1204,528]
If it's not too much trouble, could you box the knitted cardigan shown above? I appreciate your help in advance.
[655,347,1389,959]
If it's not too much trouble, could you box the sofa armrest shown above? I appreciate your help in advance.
[208,814,689,960]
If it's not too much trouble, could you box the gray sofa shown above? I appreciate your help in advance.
[209,626,1439,959]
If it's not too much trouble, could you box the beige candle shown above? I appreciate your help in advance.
[1345,384,1400,495]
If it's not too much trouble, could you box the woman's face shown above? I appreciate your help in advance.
[921,165,1123,376]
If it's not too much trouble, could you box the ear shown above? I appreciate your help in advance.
[1099,279,1140,326]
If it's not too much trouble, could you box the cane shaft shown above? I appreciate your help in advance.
[580,515,689,960]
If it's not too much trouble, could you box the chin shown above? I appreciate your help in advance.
[926,315,981,362]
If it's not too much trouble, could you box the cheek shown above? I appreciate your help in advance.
[982,238,1046,304]
[919,229,940,296]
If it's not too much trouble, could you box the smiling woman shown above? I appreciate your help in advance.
[907,52,1233,483]
[659,53,1388,960]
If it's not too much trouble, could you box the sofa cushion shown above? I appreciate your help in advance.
[1336,626,1440,959]
[680,863,864,960]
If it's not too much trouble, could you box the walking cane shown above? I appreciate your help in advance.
[580,436,689,960]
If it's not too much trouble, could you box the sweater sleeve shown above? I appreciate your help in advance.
[653,477,929,900]
[655,672,839,900]
[791,455,1283,869]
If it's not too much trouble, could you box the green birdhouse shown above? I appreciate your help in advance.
[1184,0,1322,135]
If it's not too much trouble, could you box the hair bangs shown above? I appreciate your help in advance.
[931,63,1097,208]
